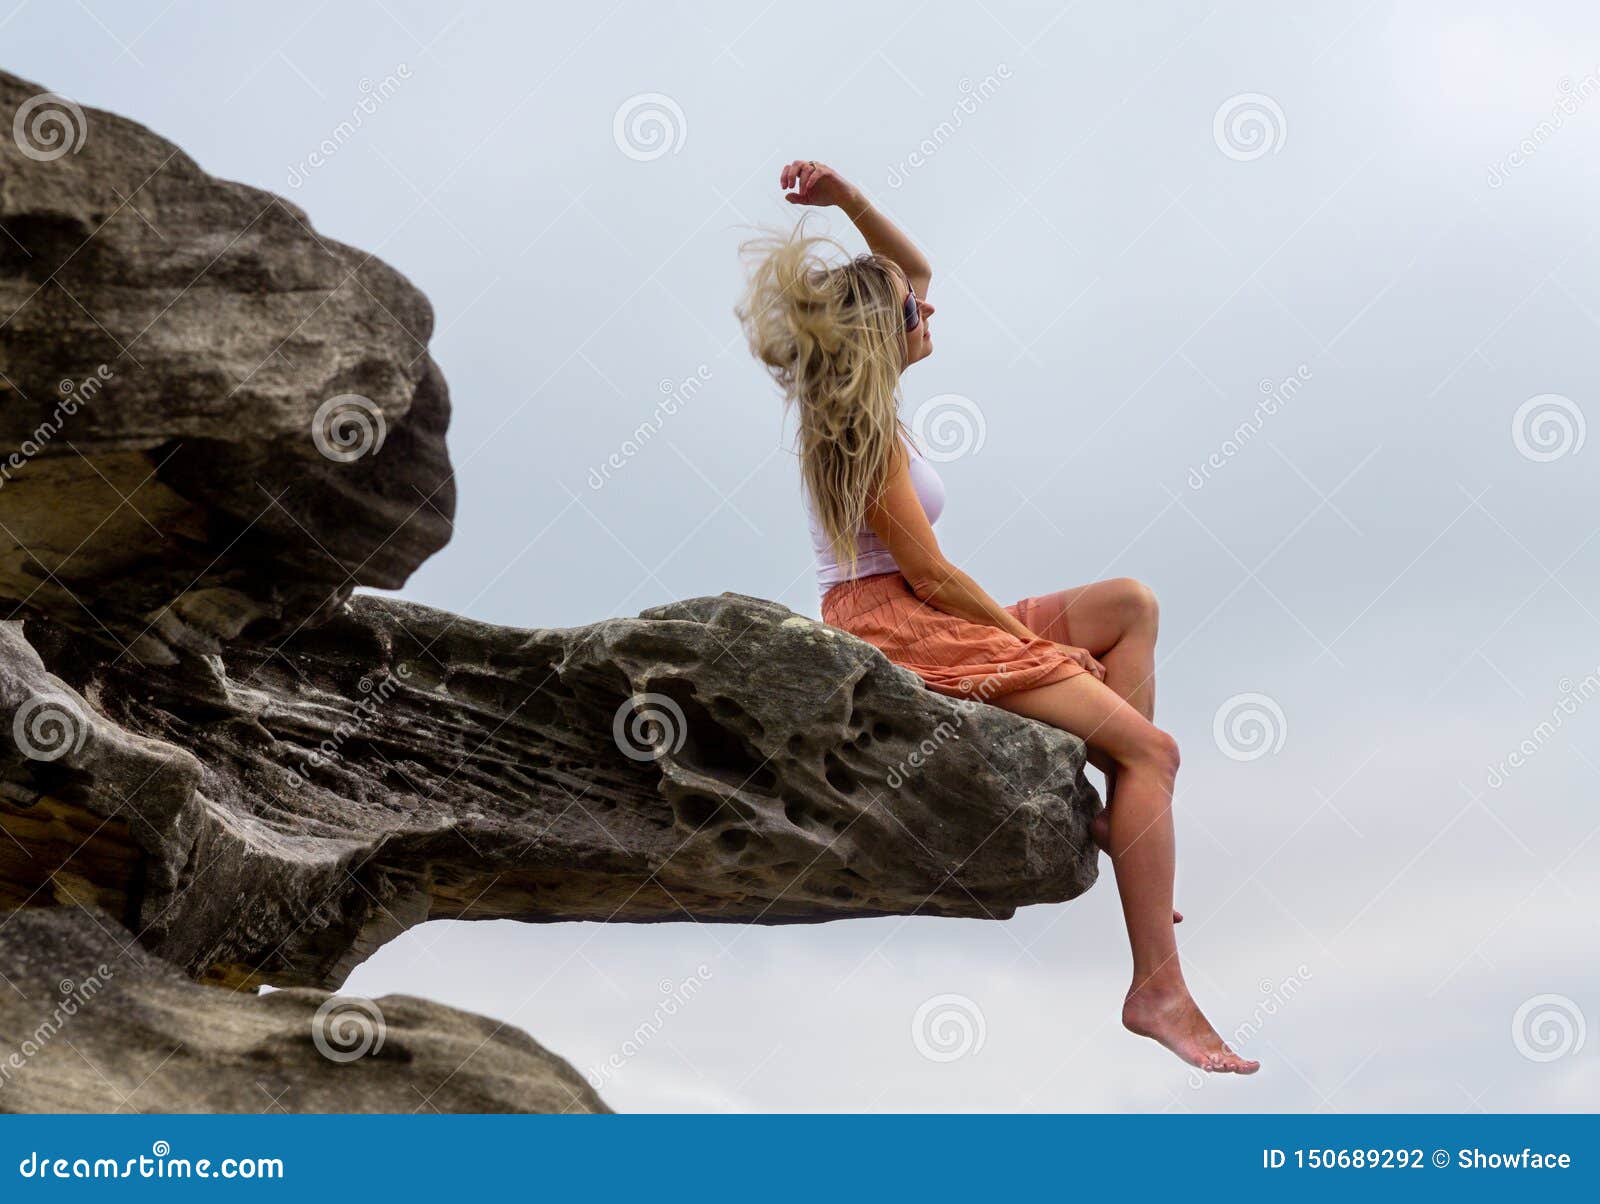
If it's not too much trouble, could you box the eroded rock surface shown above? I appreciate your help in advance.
[0,69,453,665]
[0,908,607,1113]
[0,69,1103,1113]
[14,591,1100,989]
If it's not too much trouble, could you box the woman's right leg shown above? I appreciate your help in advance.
[993,671,1258,1074]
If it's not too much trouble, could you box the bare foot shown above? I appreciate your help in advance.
[1092,810,1182,923]
[1122,983,1260,1074]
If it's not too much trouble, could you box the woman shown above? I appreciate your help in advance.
[736,158,1260,1076]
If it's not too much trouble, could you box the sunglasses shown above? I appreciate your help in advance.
[901,288,921,333]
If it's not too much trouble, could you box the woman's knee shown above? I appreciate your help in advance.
[1122,724,1180,778]
[1108,577,1159,632]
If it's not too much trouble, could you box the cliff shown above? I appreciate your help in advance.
[0,69,1100,1112]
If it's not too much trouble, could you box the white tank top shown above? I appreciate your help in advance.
[806,439,945,596]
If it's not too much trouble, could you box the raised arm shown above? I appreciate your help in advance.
[780,159,932,297]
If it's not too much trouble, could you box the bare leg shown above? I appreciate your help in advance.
[994,673,1257,1074]
[1021,579,1180,918]
[1021,577,1159,719]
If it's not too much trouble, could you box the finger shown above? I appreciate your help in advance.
[799,164,820,195]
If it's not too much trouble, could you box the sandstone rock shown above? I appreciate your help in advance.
[0,69,1104,1114]
[0,69,453,665]
[13,590,1100,989]
[0,907,607,1113]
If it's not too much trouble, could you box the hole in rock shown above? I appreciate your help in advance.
[783,797,827,831]
[641,677,775,791]
[823,753,859,795]
[0,212,96,278]
[673,792,724,830]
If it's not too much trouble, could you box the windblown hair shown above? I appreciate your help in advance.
[735,221,913,581]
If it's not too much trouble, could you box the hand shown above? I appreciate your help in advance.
[780,159,860,211]
[1055,644,1107,682]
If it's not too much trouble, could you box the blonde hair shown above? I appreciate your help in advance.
[735,221,913,581]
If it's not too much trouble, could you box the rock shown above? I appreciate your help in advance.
[0,69,1104,1112]
[0,69,453,665]
[0,907,608,1113]
[13,590,1101,989]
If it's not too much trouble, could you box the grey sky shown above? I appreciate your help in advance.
[12,0,1598,1110]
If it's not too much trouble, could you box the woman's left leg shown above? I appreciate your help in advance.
[1015,577,1173,909]
[1016,576,1160,719]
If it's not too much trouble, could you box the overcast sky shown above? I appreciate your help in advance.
[11,0,1600,1111]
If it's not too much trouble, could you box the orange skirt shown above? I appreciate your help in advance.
[820,571,1088,702]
